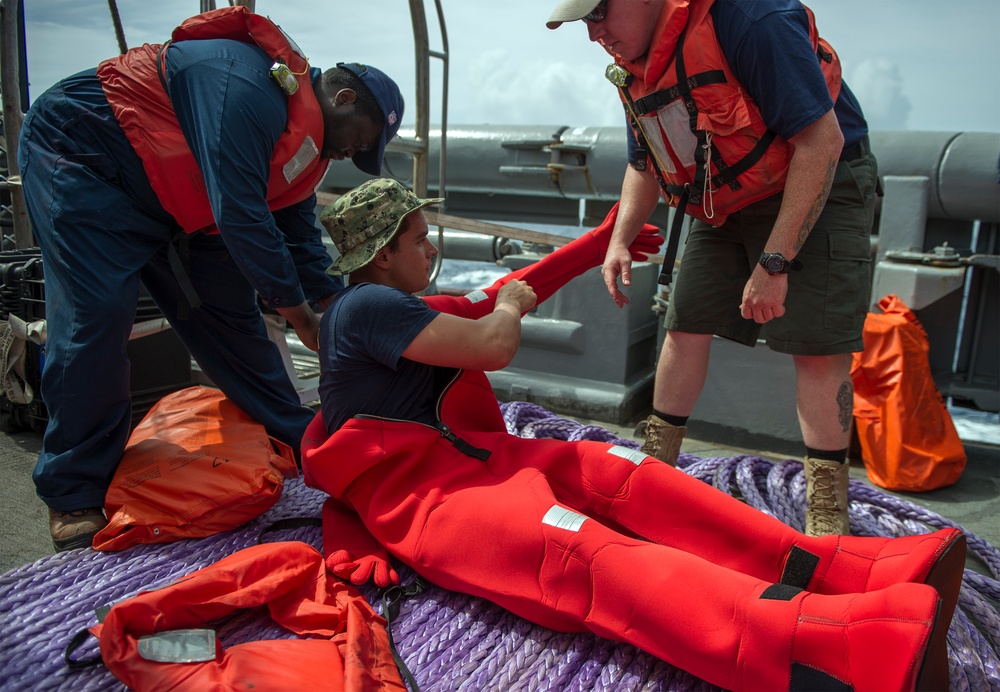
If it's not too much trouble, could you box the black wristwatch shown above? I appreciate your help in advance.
[758,252,803,275]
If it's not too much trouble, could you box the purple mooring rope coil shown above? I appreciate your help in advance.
[0,401,996,691]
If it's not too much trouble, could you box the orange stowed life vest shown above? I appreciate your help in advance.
[87,541,405,692]
[92,386,300,552]
[612,0,842,226]
[97,5,329,234]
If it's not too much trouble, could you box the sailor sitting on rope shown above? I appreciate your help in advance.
[302,177,965,692]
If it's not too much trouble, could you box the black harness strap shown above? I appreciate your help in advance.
[659,187,689,286]
[166,231,202,320]
[632,69,727,116]
[713,129,776,189]
[155,40,171,95]
[64,627,102,669]
[256,517,321,544]
[672,29,711,213]
[610,70,682,286]
[379,577,430,692]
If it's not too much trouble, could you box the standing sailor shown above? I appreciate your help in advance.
[547,0,877,536]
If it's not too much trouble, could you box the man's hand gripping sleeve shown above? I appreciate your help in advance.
[321,497,399,587]
[423,202,662,318]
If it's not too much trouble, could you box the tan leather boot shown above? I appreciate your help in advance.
[49,507,107,552]
[639,414,686,466]
[804,457,850,536]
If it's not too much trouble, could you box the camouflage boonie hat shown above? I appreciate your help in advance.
[321,178,443,276]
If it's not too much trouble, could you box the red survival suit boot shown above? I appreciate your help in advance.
[575,538,950,692]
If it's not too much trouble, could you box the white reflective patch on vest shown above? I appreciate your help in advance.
[464,289,489,304]
[542,505,587,532]
[639,99,697,173]
[608,445,647,466]
[283,136,320,183]
[137,629,216,663]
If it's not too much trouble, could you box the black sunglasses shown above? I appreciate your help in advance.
[585,0,609,23]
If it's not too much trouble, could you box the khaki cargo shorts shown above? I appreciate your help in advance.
[664,153,878,356]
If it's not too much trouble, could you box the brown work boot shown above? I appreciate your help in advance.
[49,507,107,552]
[804,457,850,536]
[639,414,686,466]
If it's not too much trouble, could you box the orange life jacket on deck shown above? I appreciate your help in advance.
[97,6,329,234]
[85,541,405,692]
[612,0,842,226]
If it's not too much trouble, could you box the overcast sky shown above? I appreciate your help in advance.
[17,0,1000,134]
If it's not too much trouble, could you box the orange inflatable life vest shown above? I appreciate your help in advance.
[611,0,842,226]
[851,294,967,492]
[82,541,405,691]
[97,6,329,234]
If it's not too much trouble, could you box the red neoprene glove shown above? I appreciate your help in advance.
[321,498,399,587]
[327,550,399,588]
[424,202,662,318]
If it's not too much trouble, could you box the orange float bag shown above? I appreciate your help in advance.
[93,386,298,551]
[850,295,966,491]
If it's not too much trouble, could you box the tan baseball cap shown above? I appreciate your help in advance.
[547,0,603,29]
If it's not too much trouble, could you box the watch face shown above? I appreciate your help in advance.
[765,256,785,273]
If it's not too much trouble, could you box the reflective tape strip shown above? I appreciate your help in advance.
[137,629,216,663]
[542,505,587,533]
[608,445,647,466]
[282,135,319,183]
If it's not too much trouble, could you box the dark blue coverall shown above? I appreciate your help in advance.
[16,39,339,512]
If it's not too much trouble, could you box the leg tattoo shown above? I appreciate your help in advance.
[836,381,853,433]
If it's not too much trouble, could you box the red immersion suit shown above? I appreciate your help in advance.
[303,206,963,691]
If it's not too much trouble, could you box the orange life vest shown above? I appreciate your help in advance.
[84,541,405,691]
[612,0,842,226]
[97,6,329,234]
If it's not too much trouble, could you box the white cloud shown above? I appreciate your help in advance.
[455,49,623,126]
[847,58,912,131]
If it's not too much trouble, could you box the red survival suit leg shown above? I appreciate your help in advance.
[339,426,947,692]
[498,436,964,617]
[532,437,965,661]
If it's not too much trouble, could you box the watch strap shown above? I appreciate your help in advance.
[759,252,802,274]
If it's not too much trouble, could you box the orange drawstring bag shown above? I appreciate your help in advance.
[93,386,298,551]
[851,295,966,492]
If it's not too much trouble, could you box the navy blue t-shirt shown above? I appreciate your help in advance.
[318,283,441,434]
[627,0,867,164]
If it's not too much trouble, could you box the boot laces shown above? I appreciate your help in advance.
[813,467,842,506]
[641,418,668,454]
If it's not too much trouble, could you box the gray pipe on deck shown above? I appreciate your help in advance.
[325,127,1000,223]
